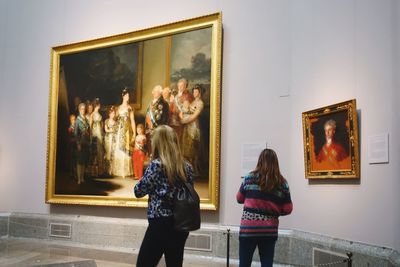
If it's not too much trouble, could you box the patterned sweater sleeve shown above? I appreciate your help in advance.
[279,181,293,216]
[134,160,161,198]
[236,179,246,204]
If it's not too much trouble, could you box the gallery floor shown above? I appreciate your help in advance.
[0,238,290,267]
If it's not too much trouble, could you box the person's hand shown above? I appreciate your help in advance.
[77,144,81,151]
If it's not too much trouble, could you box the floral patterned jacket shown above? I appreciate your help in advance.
[134,158,194,218]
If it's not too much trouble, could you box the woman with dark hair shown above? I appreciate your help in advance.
[134,125,194,267]
[237,148,293,267]
[113,88,136,178]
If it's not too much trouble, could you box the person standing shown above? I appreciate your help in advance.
[180,84,204,176]
[132,123,147,180]
[134,125,194,267]
[113,88,136,178]
[67,114,77,179]
[75,103,91,184]
[169,78,193,141]
[91,98,105,176]
[85,101,96,176]
[104,106,117,176]
[236,148,293,267]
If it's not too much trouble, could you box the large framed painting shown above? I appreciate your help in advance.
[302,99,360,179]
[46,13,222,210]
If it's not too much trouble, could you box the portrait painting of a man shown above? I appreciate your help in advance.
[302,99,360,179]
[311,116,351,171]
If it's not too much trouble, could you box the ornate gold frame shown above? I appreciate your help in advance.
[46,13,222,209]
[302,99,360,179]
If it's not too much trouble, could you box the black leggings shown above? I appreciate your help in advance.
[136,217,189,267]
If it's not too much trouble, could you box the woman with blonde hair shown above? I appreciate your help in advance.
[237,148,293,267]
[134,125,194,267]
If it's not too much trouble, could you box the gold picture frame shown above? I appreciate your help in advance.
[46,13,222,210]
[302,99,360,179]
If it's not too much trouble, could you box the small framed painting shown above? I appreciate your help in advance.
[302,99,360,179]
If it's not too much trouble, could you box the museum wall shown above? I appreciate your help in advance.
[0,0,399,252]
[393,0,400,253]
[286,0,400,252]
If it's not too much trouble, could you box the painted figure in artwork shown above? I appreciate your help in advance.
[180,84,204,176]
[75,103,91,184]
[145,85,170,133]
[104,106,117,176]
[85,102,94,127]
[67,114,77,179]
[91,98,105,176]
[314,119,350,170]
[132,123,147,180]
[85,101,96,176]
[113,89,136,178]
[162,86,175,106]
[169,78,194,141]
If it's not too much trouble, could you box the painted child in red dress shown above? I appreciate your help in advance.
[132,124,147,180]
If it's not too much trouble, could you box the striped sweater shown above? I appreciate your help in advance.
[236,173,293,238]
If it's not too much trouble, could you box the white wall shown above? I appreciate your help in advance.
[392,0,400,252]
[0,0,7,210]
[0,0,398,252]
[288,0,399,250]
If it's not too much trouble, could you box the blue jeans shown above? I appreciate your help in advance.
[239,236,277,267]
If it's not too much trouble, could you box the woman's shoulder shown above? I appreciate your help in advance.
[150,158,162,166]
[184,160,193,170]
[281,178,290,190]
[147,158,162,171]
[196,99,204,108]
[243,172,258,182]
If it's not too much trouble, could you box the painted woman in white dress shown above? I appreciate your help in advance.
[91,98,105,176]
[180,84,204,176]
[112,89,136,178]
[104,106,117,176]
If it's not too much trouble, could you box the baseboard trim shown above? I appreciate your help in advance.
[4,212,400,266]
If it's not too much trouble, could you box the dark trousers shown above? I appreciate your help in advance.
[136,217,189,267]
[239,236,277,267]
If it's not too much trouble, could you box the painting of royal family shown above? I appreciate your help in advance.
[46,13,222,209]
[302,99,360,179]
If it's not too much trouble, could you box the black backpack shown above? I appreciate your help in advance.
[173,181,201,232]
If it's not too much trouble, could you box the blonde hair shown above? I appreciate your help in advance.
[151,125,187,184]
